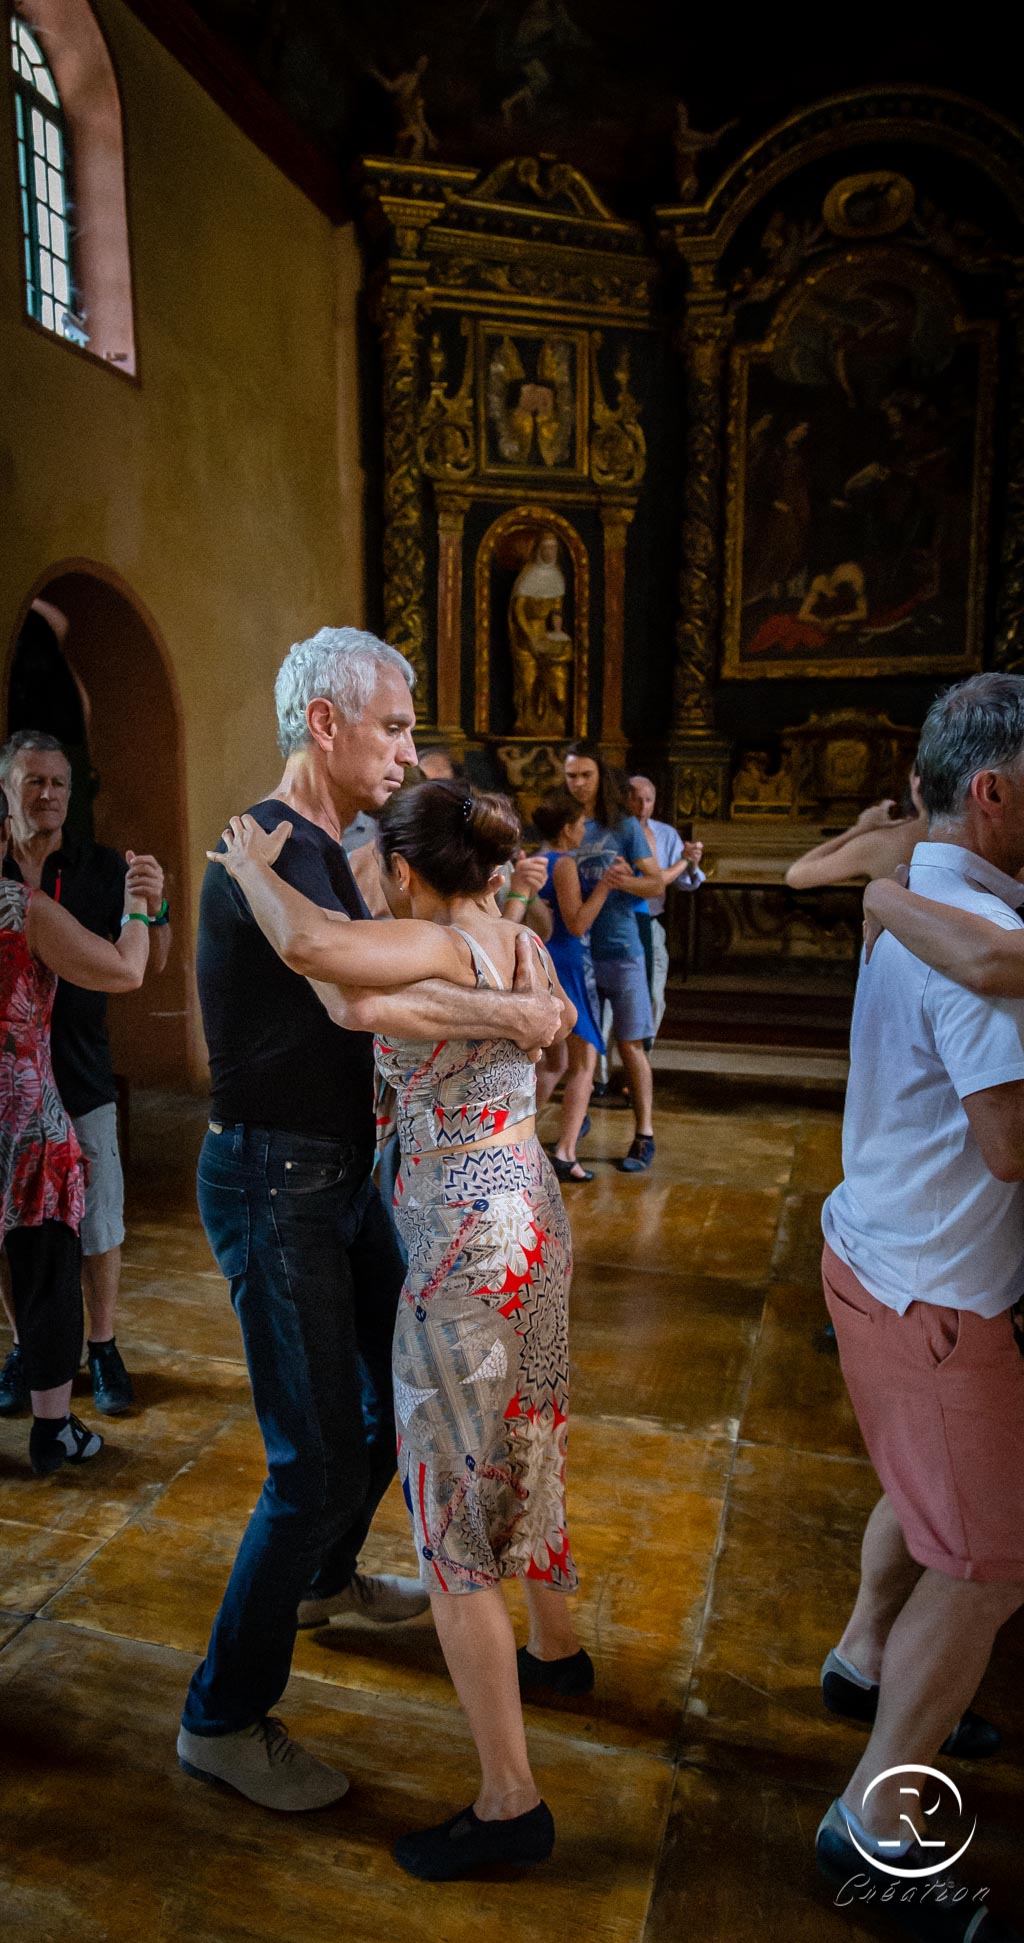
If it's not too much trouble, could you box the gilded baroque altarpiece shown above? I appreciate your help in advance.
[354,152,655,796]
[356,90,1024,829]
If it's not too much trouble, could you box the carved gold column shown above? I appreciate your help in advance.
[995,277,1024,671]
[669,264,733,822]
[377,285,430,709]
[435,493,469,748]
[599,500,634,762]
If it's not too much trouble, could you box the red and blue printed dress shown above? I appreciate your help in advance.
[0,881,84,1240]
[374,926,577,1596]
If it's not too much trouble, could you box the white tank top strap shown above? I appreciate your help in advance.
[449,925,506,992]
[531,936,555,992]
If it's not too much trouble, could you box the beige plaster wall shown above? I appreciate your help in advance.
[0,0,365,1083]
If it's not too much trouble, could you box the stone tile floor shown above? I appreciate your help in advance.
[1,1083,1020,1940]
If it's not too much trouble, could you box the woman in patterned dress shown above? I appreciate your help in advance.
[209,780,589,1880]
[0,783,151,1475]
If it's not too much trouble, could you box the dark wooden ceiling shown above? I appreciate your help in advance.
[123,1,1018,223]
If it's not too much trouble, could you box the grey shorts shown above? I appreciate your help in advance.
[71,1103,125,1257]
[593,954,655,1044]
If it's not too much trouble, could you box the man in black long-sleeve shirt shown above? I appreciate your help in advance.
[178,627,561,1812]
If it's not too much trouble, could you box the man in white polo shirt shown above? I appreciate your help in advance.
[815,674,1024,1939]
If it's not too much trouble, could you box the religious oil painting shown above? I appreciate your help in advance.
[722,251,996,680]
[478,324,588,476]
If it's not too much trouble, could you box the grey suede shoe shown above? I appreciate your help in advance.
[177,1718,349,1811]
[297,1570,430,1630]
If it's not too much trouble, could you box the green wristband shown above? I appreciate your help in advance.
[120,912,150,927]
[151,898,170,927]
[505,891,528,905]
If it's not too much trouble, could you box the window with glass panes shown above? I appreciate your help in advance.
[9,15,84,342]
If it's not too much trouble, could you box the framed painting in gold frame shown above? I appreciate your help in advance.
[721,249,996,681]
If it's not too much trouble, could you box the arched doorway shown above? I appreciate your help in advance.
[4,562,191,1088]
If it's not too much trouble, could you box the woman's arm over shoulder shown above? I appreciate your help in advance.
[863,878,1024,997]
[786,821,918,889]
[25,891,149,991]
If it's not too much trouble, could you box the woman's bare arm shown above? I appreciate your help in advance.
[605,852,664,899]
[863,878,1024,997]
[786,821,919,890]
[309,929,566,1049]
[211,817,467,987]
[26,892,149,991]
[552,854,612,938]
[215,817,567,1045]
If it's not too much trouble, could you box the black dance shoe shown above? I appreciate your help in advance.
[551,1156,594,1183]
[29,1413,104,1478]
[517,1646,595,1696]
[816,1799,1021,1939]
[821,1649,1002,1758]
[393,1800,555,1881]
[88,1339,134,1416]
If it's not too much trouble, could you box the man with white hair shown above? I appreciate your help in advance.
[627,775,704,1038]
[178,627,563,1812]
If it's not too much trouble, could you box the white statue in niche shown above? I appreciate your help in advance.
[508,529,574,738]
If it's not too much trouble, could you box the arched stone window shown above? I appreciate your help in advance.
[8,1,136,373]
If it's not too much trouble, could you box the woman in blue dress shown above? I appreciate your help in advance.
[531,789,615,1182]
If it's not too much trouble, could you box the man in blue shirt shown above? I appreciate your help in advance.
[629,776,705,1036]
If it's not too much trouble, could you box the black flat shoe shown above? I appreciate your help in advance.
[821,1649,1002,1758]
[551,1156,594,1183]
[517,1646,595,1696]
[88,1339,134,1416]
[393,1801,555,1881]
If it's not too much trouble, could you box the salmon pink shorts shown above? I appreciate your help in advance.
[822,1242,1024,1583]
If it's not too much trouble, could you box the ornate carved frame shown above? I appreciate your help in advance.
[473,504,590,739]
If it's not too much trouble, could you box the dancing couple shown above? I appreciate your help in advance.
[180,628,589,1880]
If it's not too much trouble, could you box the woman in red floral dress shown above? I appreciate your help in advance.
[0,784,151,1475]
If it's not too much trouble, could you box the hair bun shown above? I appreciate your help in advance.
[467,790,521,862]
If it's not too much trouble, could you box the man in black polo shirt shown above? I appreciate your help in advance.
[0,731,170,1417]
[177,626,563,1813]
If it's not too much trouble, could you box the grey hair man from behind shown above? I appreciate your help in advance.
[915,669,1024,828]
[179,622,564,1812]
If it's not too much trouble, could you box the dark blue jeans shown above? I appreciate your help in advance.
[182,1123,405,1736]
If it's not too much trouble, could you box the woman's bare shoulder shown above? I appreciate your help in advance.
[463,916,524,984]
